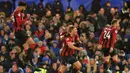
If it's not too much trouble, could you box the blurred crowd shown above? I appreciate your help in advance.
[0,0,130,73]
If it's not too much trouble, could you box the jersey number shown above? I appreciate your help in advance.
[104,31,111,39]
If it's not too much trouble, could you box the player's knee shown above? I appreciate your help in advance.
[27,37,35,44]
[74,61,82,70]
[58,65,66,73]
[58,70,62,73]
[78,63,82,69]
[58,69,62,73]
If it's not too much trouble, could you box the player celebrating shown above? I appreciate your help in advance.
[58,26,83,73]
[98,19,120,71]
[12,2,35,52]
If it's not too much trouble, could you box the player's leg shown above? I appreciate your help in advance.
[23,42,29,53]
[58,64,67,73]
[26,37,35,44]
[17,30,36,51]
[111,49,119,71]
[73,61,82,73]
[58,57,67,73]
[102,48,111,71]
[69,56,82,73]
[20,30,36,49]
[26,37,36,49]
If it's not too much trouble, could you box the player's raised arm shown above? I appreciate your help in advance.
[67,40,83,51]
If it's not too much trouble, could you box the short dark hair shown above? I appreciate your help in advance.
[18,2,27,6]
[68,26,75,33]
[106,1,110,4]
[111,19,118,25]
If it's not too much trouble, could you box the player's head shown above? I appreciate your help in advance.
[17,2,27,11]
[68,26,77,36]
[111,19,120,28]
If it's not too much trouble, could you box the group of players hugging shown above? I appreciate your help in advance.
[12,2,120,73]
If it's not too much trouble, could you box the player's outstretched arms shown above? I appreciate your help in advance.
[67,42,83,51]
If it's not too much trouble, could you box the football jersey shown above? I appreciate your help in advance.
[13,10,27,32]
[61,33,79,56]
[99,26,118,48]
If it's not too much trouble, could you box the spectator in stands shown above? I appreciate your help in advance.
[34,62,48,73]
[48,62,58,73]
[120,19,128,38]
[30,2,37,15]
[97,65,104,73]
[50,41,60,58]
[53,0,63,16]
[80,33,88,49]
[64,13,72,24]
[38,0,44,9]
[87,57,97,73]
[37,41,47,55]
[34,23,45,40]
[0,30,5,43]
[91,0,101,13]
[97,8,107,34]
[45,3,52,13]
[121,2,129,19]
[45,10,53,21]
[29,50,40,69]
[87,18,95,32]
[24,65,33,73]
[0,12,6,30]
[0,65,4,73]
[0,45,8,58]
[114,65,122,73]
[107,8,116,24]
[74,10,83,19]
[43,40,49,51]
[127,58,130,70]
[54,33,61,48]
[122,65,130,73]
[79,21,89,36]
[8,62,24,73]
[79,4,87,18]
[104,1,111,18]
[37,2,45,17]
[0,0,13,17]
[120,58,128,71]
[89,32,96,41]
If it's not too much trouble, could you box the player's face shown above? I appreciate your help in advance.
[73,27,77,35]
[115,21,120,30]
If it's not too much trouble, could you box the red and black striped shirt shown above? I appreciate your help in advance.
[99,26,118,49]
[61,33,79,56]
[13,10,27,32]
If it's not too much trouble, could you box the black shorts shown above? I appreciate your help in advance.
[102,48,118,57]
[15,30,29,45]
[61,56,78,66]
